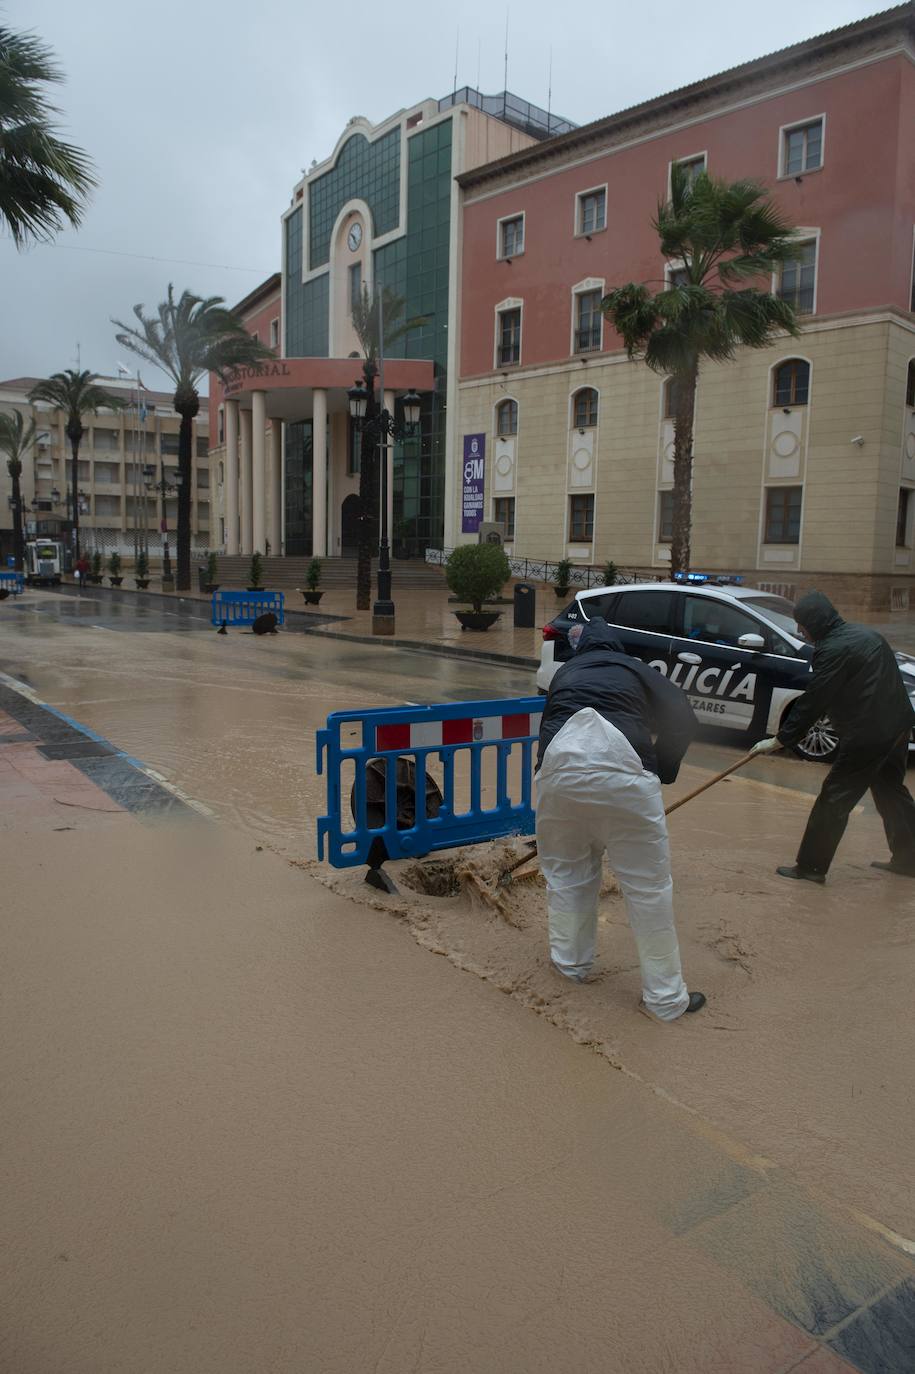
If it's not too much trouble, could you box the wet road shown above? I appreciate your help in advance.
[0,588,838,855]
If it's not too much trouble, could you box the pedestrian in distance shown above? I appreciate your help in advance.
[751,591,915,884]
[535,616,705,1021]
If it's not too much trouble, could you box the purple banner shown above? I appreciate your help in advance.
[461,433,486,534]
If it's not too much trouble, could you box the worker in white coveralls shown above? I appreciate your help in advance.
[535,617,706,1020]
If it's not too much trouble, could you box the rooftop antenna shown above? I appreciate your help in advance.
[547,45,553,127]
[75,341,81,370]
[504,9,509,92]
[476,37,481,91]
[453,27,459,95]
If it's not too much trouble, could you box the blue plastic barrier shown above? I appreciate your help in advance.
[211,589,284,627]
[0,571,25,595]
[316,697,544,869]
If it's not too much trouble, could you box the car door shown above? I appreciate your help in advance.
[670,594,772,732]
[603,589,678,677]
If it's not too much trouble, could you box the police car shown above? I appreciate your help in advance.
[537,578,915,762]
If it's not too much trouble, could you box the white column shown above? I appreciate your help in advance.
[312,388,327,557]
[384,389,394,556]
[269,421,282,554]
[225,400,239,554]
[252,390,267,555]
[239,407,253,556]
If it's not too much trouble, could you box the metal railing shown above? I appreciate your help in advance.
[425,547,660,590]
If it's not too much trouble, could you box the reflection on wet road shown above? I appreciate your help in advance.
[1,589,839,854]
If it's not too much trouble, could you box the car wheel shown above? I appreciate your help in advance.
[793,715,840,763]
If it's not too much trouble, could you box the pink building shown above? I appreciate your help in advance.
[454,5,915,610]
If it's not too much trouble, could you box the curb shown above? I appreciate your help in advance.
[52,582,541,672]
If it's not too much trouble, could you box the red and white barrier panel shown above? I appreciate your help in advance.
[375,711,543,752]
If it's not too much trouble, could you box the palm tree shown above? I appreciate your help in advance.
[601,166,800,575]
[350,285,424,609]
[0,23,96,247]
[28,370,123,561]
[0,408,35,569]
[113,286,270,590]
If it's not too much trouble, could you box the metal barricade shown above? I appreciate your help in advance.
[316,697,544,870]
[0,571,25,595]
[211,590,285,627]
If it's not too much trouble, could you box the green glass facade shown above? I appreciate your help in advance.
[283,116,452,557]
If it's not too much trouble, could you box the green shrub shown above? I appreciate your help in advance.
[136,551,149,579]
[306,557,322,590]
[603,560,618,587]
[248,551,263,588]
[446,543,510,614]
[91,550,102,579]
[107,551,121,577]
[554,558,572,591]
[206,551,218,583]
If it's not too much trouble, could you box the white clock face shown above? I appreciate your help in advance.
[347,223,363,251]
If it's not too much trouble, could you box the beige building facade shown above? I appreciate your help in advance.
[0,376,210,562]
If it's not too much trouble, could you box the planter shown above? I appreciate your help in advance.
[454,610,501,632]
[109,577,123,587]
[554,586,570,599]
[204,583,220,594]
[303,590,323,605]
[135,579,150,590]
[91,575,104,585]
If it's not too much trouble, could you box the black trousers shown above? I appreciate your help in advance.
[796,732,915,875]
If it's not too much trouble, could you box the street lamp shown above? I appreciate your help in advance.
[347,379,422,635]
[144,461,182,587]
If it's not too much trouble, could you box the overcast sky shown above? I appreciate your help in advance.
[2,0,879,392]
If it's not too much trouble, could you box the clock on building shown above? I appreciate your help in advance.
[347,222,363,251]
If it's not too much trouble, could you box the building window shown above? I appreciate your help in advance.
[196,435,208,457]
[765,486,802,544]
[496,399,518,435]
[349,261,362,313]
[218,408,224,444]
[906,359,915,408]
[667,264,690,289]
[573,388,598,428]
[348,417,361,476]
[569,493,594,542]
[897,489,912,548]
[773,359,810,406]
[778,241,817,314]
[658,490,674,543]
[577,188,606,235]
[574,291,602,353]
[270,318,279,349]
[674,154,706,188]
[499,215,524,258]
[251,329,258,343]
[497,308,521,367]
[783,118,823,176]
[218,461,224,485]
[160,434,180,456]
[663,377,684,419]
[493,496,515,538]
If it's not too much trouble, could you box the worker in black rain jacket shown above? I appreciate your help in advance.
[752,590,915,883]
[535,616,705,1020]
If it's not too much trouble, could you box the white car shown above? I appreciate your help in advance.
[537,580,915,762]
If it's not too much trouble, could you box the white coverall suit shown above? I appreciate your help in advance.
[536,706,690,1020]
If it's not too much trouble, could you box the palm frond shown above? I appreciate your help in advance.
[0,408,36,466]
[29,369,123,421]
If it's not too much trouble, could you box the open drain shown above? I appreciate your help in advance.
[400,858,462,897]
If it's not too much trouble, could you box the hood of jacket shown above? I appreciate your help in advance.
[576,616,627,655]
[794,591,844,641]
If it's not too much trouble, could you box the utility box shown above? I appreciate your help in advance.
[478,522,503,546]
[513,583,536,628]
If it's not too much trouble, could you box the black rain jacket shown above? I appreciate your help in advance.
[536,617,697,783]
[777,591,915,753]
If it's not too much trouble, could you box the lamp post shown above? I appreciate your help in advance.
[144,461,182,590]
[347,379,421,635]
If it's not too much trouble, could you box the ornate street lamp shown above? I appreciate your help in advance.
[144,461,181,587]
[347,381,422,635]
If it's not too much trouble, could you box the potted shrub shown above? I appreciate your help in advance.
[205,551,220,594]
[135,551,150,589]
[553,558,572,599]
[90,550,103,584]
[247,550,263,592]
[107,551,123,587]
[446,543,510,631]
[303,557,323,605]
[603,560,618,587]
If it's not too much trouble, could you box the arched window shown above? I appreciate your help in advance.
[573,387,598,428]
[773,359,810,407]
[663,377,681,419]
[906,359,915,408]
[496,399,518,436]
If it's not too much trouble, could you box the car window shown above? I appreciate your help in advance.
[579,593,619,621]
[682,596,764,648]
[740,595,800,638]
[610,591,677,635]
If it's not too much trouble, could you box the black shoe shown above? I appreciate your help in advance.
[871,860,915,877]
[685,991,706,1013]
[776,864,826,885]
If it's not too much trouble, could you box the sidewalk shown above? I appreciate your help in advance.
[2,678,914,1372]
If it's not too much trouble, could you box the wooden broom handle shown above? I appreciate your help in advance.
[663,749,762,817]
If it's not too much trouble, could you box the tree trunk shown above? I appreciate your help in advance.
[355,363,378,611]
[9,463,24,570]
[67,418,83,562]
[175,388,199,592]
[670,363,698,577]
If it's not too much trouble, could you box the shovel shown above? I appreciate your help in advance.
[502,747,764,885]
